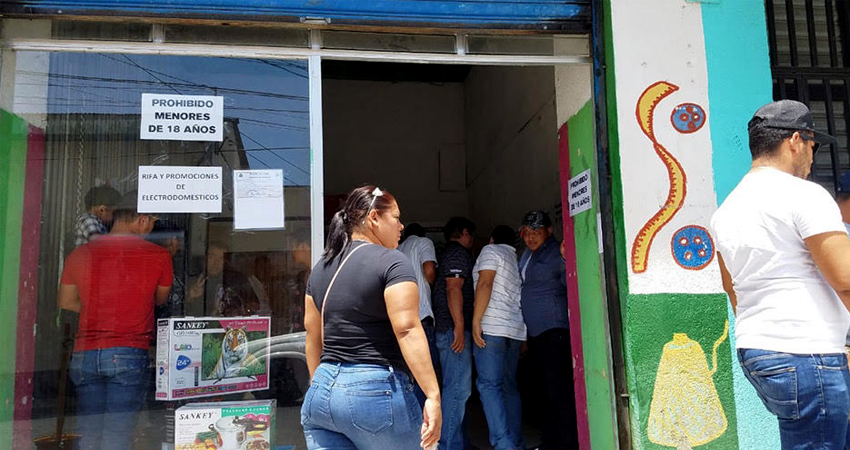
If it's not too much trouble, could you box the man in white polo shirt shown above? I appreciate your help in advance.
[472,225,526,450]
[397,222,440,397]
[711,99,850,448]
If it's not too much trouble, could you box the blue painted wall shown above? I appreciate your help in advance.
[0,0,590,30]
[701,2,778,449]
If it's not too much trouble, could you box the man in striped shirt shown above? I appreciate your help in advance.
[472,225,526,450]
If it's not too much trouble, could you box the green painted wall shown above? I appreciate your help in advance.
[624,293,737,449]
[0,109,27,448]
[567,100,618,450]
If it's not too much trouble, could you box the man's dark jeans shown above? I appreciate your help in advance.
[527,327,577,449]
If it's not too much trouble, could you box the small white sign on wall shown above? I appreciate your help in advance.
[234,169,285,230]
[137,166,222,213]
[568,169,592,217]
[140,93,223,142]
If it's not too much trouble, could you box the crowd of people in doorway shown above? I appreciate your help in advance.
[299,183,578,450]
[396,212,577,450]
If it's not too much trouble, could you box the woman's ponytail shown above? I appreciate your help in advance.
[320,185,397,265]
[322,210,350,264]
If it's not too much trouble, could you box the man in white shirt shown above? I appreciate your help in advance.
[711,99,850,448]
[397,223,440,392]
[471,225,526,450]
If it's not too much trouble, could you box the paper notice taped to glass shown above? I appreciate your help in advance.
[234,169,285,230]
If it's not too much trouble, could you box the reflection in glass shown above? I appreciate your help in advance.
[3,51,311,449]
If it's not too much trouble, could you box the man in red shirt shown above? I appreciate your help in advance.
[59,192,172,450]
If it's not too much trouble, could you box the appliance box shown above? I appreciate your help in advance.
[175,400,276,450]
[156,316,271,401]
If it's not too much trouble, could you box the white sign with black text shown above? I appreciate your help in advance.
[137,166,222,213]
[140,93,223,142]
[234,169,285,230]
[568,169,592,217]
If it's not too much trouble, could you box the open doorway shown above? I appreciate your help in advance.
[322,60,580,449]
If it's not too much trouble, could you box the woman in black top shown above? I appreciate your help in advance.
[301,185,441,450]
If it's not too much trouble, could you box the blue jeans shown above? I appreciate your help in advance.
[436,328,472,450]
[738,348,850,449]
[68,347,150,450]
[301,362,423,450]
[473,335,523,450]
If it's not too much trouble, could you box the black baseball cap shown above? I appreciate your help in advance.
[521,210,552,230]
[749,100,837,145]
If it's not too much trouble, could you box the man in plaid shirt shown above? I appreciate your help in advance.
[74,186,122,247]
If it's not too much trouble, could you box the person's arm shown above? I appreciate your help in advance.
[717,253,737,315]
[472,270,496,348]
[446,277,465,353]
[155,285,171,305]
[385,281,441,449]
[303,293,322,379]
[423,261,437,285]
[58,283,81,313]
[187,275,207,301]
[805,231,850,311]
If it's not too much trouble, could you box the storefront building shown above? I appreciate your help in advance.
[0,1,843,449]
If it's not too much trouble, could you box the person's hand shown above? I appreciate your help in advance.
[560,240,566,259]
[451,327,465,353]
[472,321,486,349]
[188,275,206,300]
[520,341,528,356]
[420,397,442,450]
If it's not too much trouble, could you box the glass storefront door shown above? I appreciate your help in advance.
[1,51,312,449]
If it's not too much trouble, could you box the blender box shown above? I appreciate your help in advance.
[156,316,271,400]
[175,400,276,450]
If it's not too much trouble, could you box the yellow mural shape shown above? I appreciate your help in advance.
[647,321,729,450]
[631,81,688,274]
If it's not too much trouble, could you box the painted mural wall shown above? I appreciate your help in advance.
[606,0,776,449]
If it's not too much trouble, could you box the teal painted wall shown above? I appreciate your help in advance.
[701,2,777,449]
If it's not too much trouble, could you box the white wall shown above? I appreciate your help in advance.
[323,79,468,228]
[464,66,562,238]
[323,66,582,242]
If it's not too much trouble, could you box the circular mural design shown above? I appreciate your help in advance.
[670,103,706,134]
[671,225,715,270]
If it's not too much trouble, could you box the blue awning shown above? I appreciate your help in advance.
[0,0,591,31]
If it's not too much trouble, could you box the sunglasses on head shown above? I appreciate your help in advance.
[797,133,820,154]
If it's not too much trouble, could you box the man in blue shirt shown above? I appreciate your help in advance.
[432,216,476,450]
[518,210,576,450]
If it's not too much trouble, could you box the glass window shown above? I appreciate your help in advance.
[164,25,310,48]
[51,20,152,41]
[321,30,457,53]
[1,50,312,449]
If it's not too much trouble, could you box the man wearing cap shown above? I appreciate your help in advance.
[518,210,576,449]
[60,192,172,450]
[711,99,850,447]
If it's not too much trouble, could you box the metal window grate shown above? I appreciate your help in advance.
[767,0,850,192]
